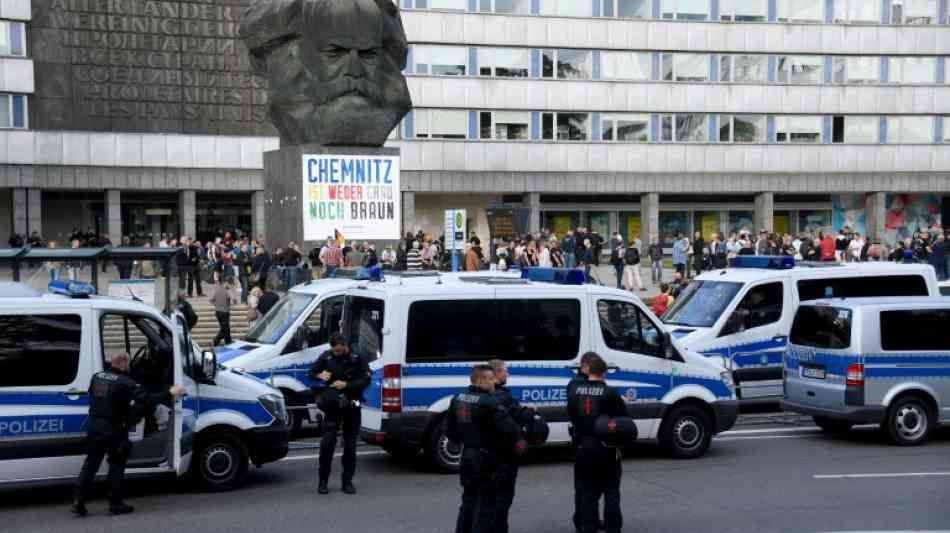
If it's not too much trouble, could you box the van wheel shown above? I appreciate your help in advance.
[884,396,934,446]
[280,389,304,435]
[194,433,249,492]
[425,420,461,474]
[660,405,712,459]
[813,416,854,434]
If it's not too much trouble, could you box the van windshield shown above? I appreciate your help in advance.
[245,293,315,344]
[790,306,852,349]
[663,281,743,328]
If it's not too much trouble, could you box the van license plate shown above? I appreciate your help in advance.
[801,365,826,380]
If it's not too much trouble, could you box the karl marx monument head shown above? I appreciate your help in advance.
[240,0,412,147]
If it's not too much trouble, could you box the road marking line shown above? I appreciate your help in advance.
[716,434,816,442]
[719,427,822,436]
[813,472,950,480]
[282,451,387,462]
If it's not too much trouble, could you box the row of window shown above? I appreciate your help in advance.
[413,45,950,85]
[0,20,25,57]
[0,93,27,129]
[408,109,950,144]
[407,0,948,25]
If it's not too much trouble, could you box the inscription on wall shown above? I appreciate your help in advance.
[30,0,276,135]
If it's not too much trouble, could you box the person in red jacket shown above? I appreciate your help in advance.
[819,232,836,262]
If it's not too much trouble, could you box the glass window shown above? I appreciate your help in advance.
[833,0,881,23]
[414,45,467,76]
[663,53,710,82]
[345,296,385,362]
[775,115,822,143]
[301,295,344,348]
[831,115,879,144]
[660,0,710,20]
[720,55,768,82]
[601,51,651,81]
[944,116,950,143]
[480,110,531,140]
[542,49,592,80]
[498,299,582,360]
[541,0,593,16]
[796,275,929,301]
[101,314,174,387]
[598,300,663,357]
[602,113,650,142]
[245,293,315,344]
[478,48,529,78]
[887,116,934,144]
[661,113,708,142]
[418,0,469,9]
[798,210,832,235]
[776,0,824,22]
[406,300,497,362]
[719,0,768,21]
[881,309,950,350]
[777,55,824,84]
[663,281,744,328]
[0,94,10,129]
[790,306,853,350]
[0,314,83,387]
[891,0,938,24]
[542,112,590,141]
[719,282,784,336]
[888,57,937,84]
[832,57,880,84]
[718,115,767,142]
[609,0,650,18]
[414,109,468,139]
[0,20,26,57]
[479,0,531,13]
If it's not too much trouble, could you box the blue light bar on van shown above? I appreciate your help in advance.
[732,256,795,270]
[520,267,587,285]
[355,265,383,281]
[48,279,96,297]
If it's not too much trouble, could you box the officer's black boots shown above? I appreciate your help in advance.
[318,480,329,494]
[109,503,135,515]
[342,480,356,495]
[70,502,88,517]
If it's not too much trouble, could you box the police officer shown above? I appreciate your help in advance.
[568,351,604,532]
[568,353,628,533]
[72,352,186,516]
[308,333,370,495]
[446,364,524,533]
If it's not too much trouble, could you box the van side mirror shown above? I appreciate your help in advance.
[201,350,217,382]
[661,332,675,360]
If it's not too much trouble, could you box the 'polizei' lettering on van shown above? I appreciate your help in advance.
[521,388,568,402]
[0,418,66,436]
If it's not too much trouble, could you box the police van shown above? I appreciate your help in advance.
[784,297,950,445]
[301,267,735,472]
[939,280,950,296]
[661,257,939,400]
[0,281,289,491]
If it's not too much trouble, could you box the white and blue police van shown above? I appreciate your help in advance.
[0,281,289,491]
[784,297,950,446]
[660,257,939,401]
[939,280,950,296]
[313,267,738,472]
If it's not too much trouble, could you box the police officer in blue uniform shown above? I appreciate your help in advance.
[72,352,186,516]
[309,333,371,495]
[446,364,524,533]
[568,353,629,533]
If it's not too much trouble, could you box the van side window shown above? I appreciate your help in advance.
[881,309,950,351]
[301,296,344,349]
[497,299,581,361]
[597,300,662,357]
[101,314,174,388]
[345,296,385,362]
[797,275,929,301]
[719,282,783,337]
[0,314,82,387]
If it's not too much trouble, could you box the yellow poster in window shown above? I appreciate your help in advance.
[552,215,573,237]
[774,214,790,235]
[626,215,641,243]
[701,213,719,240]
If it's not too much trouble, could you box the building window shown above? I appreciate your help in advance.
[541,112,590,141]
[833,0,881,23]
[891,0,938,24]
[662,53,710,82]
[601,51,651,81]
[478,48,529,77]
[602,0,651,18]
[540,0,593,16]
[944,117,950,143]
[413,45,468,76]
[832,56,880,84]
[478,0,531,14]
[661,113,708,142]
[414,109,468,139]
[0,20,26,57]
[831,116,879,143]
[542,49,592,80]
[0,93,26,129]
[718,115,767,142]
[719,0,768,21]
[775,116,822,143]
[414,0,468,10]
[776,0,823,22]
[888,57,937,84]
[479,110,531,140]
[660,0,710,20]
[886,116,934,143]
[776,55,824,84]
[720,55,768,82]
[602,114,650,142]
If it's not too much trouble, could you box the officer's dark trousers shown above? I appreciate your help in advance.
[577,439,622,533]
[573,445,603,530]
[213,311,231,346]
[75,429,130,506]
[493,460,518,533]
[456,449,496,533]
[319,405,360,483]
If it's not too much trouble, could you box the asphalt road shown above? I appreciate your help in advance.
[2,418,949,533]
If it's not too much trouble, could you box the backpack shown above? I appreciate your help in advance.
[624,248,639,266]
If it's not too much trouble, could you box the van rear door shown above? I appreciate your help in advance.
[786,305,856,411]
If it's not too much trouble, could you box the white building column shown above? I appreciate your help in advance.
[866,192,887,244]
[106,190,121,244]
[252,191,267,243]
[179,190,196,239]
[754,192,774,233]
[524,192,540,234]
[401,191,416,237]
[26,189,42,239]
[640,192,659,247]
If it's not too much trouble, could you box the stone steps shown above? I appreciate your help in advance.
[103,301,253,349]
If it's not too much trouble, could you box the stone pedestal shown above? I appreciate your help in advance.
[262,144,401,250]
